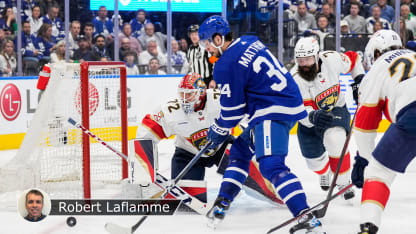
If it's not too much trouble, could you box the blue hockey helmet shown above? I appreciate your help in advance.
[198,15,230,42]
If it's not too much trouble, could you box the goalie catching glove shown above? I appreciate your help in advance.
[207,120,230,149]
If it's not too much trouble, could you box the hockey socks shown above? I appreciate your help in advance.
[272,172,308,217]
[361,179,390,228]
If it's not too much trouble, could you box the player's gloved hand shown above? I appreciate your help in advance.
[207,120,230,149]
[351,152,369,188]
[351,74,364,105]
[308,110,334,131]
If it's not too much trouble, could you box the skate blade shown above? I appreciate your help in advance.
[206,217,223,229]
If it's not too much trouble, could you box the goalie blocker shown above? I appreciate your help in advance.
[129,139,283,206]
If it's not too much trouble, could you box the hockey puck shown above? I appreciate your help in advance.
[67,216,76,227]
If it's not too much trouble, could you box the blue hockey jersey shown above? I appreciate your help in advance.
[214,35,307,128]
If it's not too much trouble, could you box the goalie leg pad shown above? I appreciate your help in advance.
[128,139,157,184]
[171,147,205,180]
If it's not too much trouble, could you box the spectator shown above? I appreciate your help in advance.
[343,2,367,33]
[92,34,110,61]
[305,0,323,14]
[92,6,114,41]
[340,20,357,37]
[124,51,139,75]
[342,0,369,18]
[402,0,416,16]
[118,23,142,56]
[146,57,166,75]
[318,3,336,29]
[307,15,333,49]
[366,5,391,33]
[72,36,95,63]
[369,0,395,22]
[138,39,166,67]
[22,0,37,21]
[36,23,57,61]
[170,39,189,74]
[186,24,213,87]
[130,9,150,38]
[373,20,384,32]
[50,40,71,63]
[138,22,167,53]
[67,20,81,57]
[294,2,317,34]
[38,0,56,16]
[19,21,41,64]
[42,4,64,41]
[117,37,138,63]
[398,17,414,46]
[0,39,16,76]
[0,7,16,34]
[401,4,416,37]
[82,22,94,47]
[0,29,6,49]
[179,38,188,53]
[28,6,43,36]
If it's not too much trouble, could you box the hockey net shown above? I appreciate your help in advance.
[0,62,128,199]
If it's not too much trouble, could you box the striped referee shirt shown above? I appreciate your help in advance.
[187,43,213,86]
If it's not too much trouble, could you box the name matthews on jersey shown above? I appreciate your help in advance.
[238,40,266,67]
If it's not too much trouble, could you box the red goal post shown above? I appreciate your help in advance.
[0,61,128,199]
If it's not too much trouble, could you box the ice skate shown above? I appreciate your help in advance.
[337,184,355,200]
[206,196,231,229]
[358,222,378,234]
[289,213,326,234]
[319,171,331,191]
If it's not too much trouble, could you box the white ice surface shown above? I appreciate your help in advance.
[1,135,415,234]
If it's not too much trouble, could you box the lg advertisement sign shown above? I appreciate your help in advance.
[90,0,222,12]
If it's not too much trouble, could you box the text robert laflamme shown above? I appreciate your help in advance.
[49,200,181,215]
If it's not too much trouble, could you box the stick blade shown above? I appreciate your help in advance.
[105,222,133,234]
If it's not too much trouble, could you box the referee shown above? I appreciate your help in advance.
[186,24,215,87]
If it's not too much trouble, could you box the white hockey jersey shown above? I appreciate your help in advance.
[354,49,416,161]
[291,50,365,127]
[136,88,221,157]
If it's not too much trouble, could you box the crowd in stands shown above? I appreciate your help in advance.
[2,0,416,77]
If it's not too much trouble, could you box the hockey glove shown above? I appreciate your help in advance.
[207,120,230,150]
[351,74,364,105]
[351,152,369,188]
[308,110,334,131]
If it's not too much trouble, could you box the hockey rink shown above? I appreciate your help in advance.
[0,135,415,234]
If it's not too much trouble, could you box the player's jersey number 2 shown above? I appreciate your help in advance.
[253,50,288,92]
[389,54,416,83]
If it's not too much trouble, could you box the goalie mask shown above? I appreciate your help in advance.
[295,37,320,81]
[178,73,207,114]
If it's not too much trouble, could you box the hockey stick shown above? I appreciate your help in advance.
[313,107,358,218]
[266,183,353,234]
[105,142,213,234]
[67,117,211,210]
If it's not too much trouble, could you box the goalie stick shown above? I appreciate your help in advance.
[313,107,358,218]
[266,183,353,234]
[67,117,212,233]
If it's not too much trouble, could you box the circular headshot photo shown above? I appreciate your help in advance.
[18,188,51,222]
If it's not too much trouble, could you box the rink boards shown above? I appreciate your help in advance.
[0,74,389,150]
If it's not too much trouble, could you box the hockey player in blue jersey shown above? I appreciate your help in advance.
[199,15,325,234]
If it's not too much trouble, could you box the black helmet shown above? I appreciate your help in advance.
[188,24,199,33]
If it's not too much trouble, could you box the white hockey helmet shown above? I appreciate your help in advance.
[364,29,402,66]
[294,37,320,66]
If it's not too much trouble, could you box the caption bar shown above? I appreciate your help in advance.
[50,199,181,215]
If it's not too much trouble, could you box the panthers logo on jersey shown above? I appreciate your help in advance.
[187,128,215,156]
[315,84,339,111]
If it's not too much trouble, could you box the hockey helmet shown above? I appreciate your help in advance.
[188,24,199,34]
[294,37,320,66]
[178,73,207,114]
[364,29,402,66]
[198,15,230,42]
